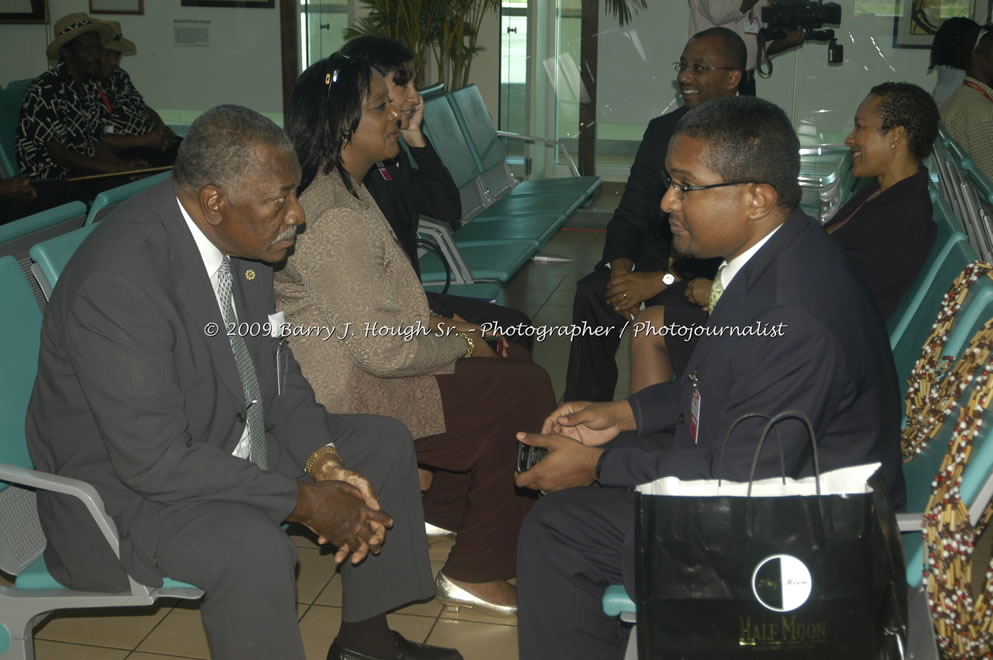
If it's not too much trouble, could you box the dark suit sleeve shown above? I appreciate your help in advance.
[65,271,298,522]
[602,118,672,268]
[600,307,848,487]
[406,141,462,223]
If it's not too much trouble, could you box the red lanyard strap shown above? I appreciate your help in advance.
[964,79,993,105]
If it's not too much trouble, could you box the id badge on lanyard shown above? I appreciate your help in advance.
[745,12,760,35]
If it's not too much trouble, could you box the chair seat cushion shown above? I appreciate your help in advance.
[602,583,636,616]
[15,554,195,591]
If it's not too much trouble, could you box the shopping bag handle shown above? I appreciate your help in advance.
[717,412,784,487]
[748,410,822,498]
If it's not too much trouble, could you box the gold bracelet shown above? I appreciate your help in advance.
[304,445,342,480]
[455,331,474,358]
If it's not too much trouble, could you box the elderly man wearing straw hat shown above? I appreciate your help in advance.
[15,12,144,182]
[96,20,179,165]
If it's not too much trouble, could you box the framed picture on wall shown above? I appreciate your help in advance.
[180,0,275,7]
[0,0,48,24]
[895,0,991,47]
[89,0,143,15]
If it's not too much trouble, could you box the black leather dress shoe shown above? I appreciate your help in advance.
[327,632,464,660]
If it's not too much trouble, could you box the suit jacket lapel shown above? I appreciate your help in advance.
[160,184,245,406]
[685,210,812,373]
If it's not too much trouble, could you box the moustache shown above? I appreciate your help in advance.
[270,226,297,246]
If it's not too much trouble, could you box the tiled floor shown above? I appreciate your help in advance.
[20,201,623,659]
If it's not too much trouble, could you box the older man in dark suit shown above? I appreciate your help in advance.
[514,96,905,660]
[26,105,461,660]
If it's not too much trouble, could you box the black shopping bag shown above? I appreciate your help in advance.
[634,411,907,659]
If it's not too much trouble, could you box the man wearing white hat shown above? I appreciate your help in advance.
[15,13,141,181]
[96,20,179,165]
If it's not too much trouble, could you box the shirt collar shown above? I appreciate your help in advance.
[177,196,224,281]
[718,223,783,290]
[964,76,993,95]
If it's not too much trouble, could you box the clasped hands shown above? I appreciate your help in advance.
[514,399,636,493]
[290,455,392,566]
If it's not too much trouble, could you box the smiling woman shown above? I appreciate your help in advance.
[824,82,939,321]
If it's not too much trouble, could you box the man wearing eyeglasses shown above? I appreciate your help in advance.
[514,96,904,660]
[563,27,743,403]
[689,0,805,96]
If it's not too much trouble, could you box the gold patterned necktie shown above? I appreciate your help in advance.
[709,264,727,312]
[216,256,268,469]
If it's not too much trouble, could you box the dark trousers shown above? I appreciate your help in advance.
[153,415,433,660]
[518,486,636,660]
[417,345,554,581]
[517,431,667,660]
[564,269,670,401]
[427,291,535,351]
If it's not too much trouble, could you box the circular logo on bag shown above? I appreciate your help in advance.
[750,554,812,612]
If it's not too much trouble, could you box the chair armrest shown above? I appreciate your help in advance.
[0,462,159,596]
[0,463,123,561]
[418,218,473,285]
[897,512,923,532]
[496,130,581,177]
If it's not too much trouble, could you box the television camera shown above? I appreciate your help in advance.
[760,0,844,65]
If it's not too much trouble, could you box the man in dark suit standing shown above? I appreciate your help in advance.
[514,96,904,660]
[27,106,461,660]
[563,28,746,401]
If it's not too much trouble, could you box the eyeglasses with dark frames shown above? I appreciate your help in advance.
[672,61,738,75]
[661,170,753,200]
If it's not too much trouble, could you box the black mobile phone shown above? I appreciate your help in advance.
[516,441,549,473]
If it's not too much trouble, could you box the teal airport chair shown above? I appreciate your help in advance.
[0,201,88,309]
[0,85,27,177]
[886,196,970,354]
[28,223,98,300]
[447,84,601,201]
[0,256,203,659]
[418,97,542,284]
[84,170,171,225]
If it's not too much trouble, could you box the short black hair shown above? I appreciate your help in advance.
[286,52,373,195]
[675,96,801,210]
[341,36,415,86]
[173,104,292,197]
[868,82,939,161]
[930,17,978,69]
[689,27,747,73]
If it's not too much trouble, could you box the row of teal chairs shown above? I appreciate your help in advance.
[0,171,171,307]
[416,84,602,289]
[933,125,993,263]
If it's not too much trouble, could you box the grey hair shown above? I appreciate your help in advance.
[173,105,293,196]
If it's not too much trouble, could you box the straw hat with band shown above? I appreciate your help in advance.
[46,13,113,60]
[101,20,137,57]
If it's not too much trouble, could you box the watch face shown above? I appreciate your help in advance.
[662,273,676,285]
